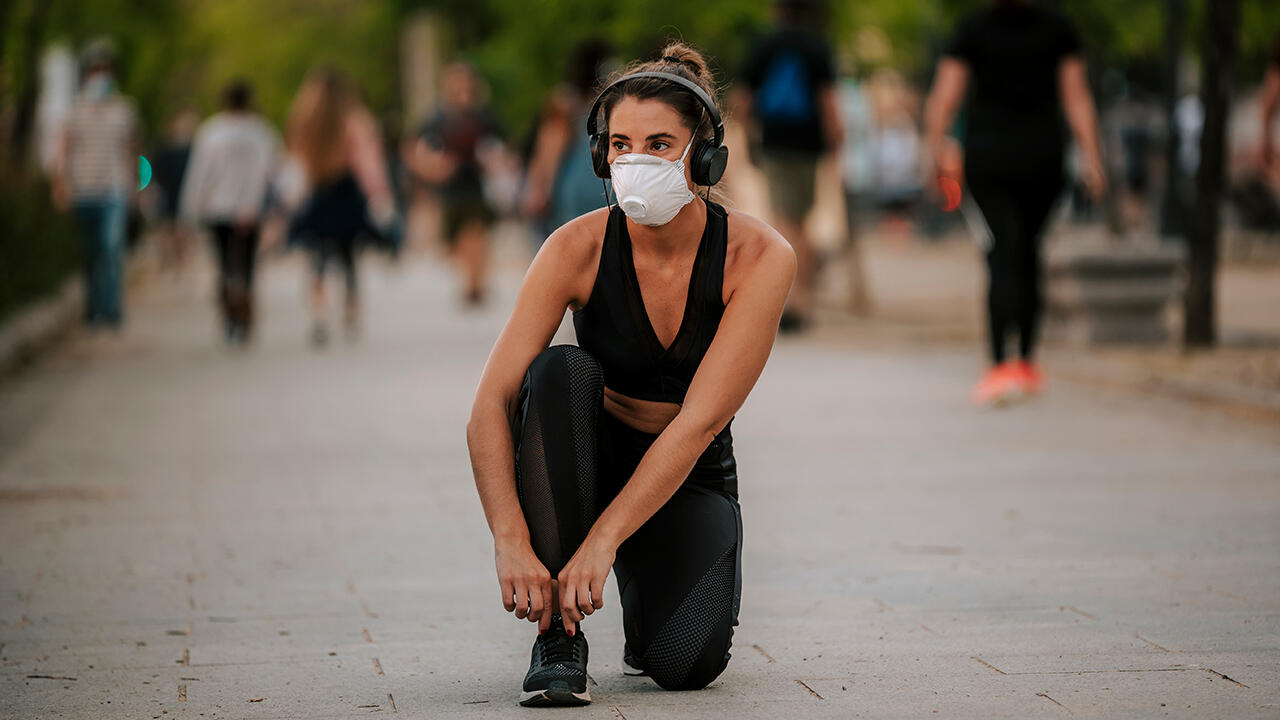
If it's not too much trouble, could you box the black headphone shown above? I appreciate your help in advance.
[587,70,729,187]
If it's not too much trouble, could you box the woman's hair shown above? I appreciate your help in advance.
[222,79,253,112]
[596,42,720,148]
[287,66,358,183]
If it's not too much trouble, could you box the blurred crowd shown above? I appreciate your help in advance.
[31,0,1280,373]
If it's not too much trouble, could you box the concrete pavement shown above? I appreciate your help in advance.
[1,245,1277,719]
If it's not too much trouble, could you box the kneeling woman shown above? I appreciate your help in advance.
[466,43,795,707]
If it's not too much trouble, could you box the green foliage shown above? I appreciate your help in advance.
[173,0,400,128]
[0,172,79,323]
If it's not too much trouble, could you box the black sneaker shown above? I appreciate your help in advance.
[519,616,590,707]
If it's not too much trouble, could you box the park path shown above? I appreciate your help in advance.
[1,246,1278,719]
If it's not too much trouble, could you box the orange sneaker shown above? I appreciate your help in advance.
[972,362,1022,407]
[1013,360,1044,395]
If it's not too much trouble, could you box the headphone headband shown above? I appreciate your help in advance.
[586,70,724,148]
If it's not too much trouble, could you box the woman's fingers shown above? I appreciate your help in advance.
[527,581,545,623]
[559,583,580,624]
[589,577,605,610]
[513,580,530,620]
[577,580,595,616]
[500,579,516,613]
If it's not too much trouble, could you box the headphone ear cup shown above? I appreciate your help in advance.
[690,140,728,187]
[590,133,611,179]
[689,140,713,186]
[705,144,729,187]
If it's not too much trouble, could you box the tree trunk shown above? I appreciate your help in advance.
[1184,0,1239,348]
[1158,0,1185,239]
[9,1,53,167]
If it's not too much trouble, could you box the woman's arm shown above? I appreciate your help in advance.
[520,90,573,217]
[1058,56,1106,198]
[178,124,211,225]
[554,217,796,629]
[345,108,395,221]
[466,216,598,629]
[1259,65,1280,173]
[922,57,969,179]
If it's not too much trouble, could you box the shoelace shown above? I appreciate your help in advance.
[538,627,579,665]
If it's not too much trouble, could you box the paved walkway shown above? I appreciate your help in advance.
[1,247,1278,719]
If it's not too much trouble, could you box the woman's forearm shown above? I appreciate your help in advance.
[1065,90,1103,168]
[586,413,717,549]
[466,396,530,545]
[923,58,968,172]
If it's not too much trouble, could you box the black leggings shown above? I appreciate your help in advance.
[210,222,260,332]
[968,177,1062,363]
[511,345,742,691]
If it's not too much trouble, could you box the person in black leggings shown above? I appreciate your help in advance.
[466,42,795,707]
[924,0,1105,405]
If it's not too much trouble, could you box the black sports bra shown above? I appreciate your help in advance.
[572,201,729,404]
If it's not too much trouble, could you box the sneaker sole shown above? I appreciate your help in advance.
[519,686,591,707]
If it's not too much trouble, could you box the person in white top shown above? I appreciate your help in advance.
[179,80,281,344]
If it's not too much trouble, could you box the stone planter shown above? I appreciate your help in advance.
[1044,241,1184,345]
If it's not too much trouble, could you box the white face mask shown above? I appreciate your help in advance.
[609,141,695,226]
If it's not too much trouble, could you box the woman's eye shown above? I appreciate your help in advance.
[652,142,669,152]
[612,141,627,151]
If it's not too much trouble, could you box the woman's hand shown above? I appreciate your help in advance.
[495,538,552,627]
[1080,155,1107,200]
[556,535,617,634]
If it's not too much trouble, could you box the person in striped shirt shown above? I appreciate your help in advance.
[52,38,140,330]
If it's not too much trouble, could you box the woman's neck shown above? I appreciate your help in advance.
[625,196,707,257]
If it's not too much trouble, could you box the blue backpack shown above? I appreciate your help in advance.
[755,51,815,124]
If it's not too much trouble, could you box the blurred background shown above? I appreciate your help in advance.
[3,0,1280,365]
[2,0,1280,717]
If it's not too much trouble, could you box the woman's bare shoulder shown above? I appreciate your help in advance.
[723,208,796,283]
[534,207,611,308]
[542,207,610,263]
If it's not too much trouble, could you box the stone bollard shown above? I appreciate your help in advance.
[1044,240,1185,345]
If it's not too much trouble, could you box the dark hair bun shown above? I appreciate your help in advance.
[658,42,713,86]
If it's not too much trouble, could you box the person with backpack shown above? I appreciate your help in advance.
[740,0,843,331]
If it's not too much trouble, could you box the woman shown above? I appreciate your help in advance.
[521,38,615,238]
[286,67,396,346]
[179,80,279,344]
[923,0,1105,406]
[466,43,795,707]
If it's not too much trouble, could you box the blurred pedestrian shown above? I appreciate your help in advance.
[924,0,1105,407]
[1259,30,1280,179]
[179,80,280,345]
[521,39,615,239]
[51,38,140,331]
[150,109,199,276]
[739,0,843,331]
[408,61,505,306]
[287,67,397,347]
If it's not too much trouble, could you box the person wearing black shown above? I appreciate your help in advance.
[466,43,795,706]
[286,67,396,346]
[409,62,504,305]
[739,0,842,331]
[924,0,1105,406]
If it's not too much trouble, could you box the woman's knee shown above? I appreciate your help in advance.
[524,345,602,395]
[646,639,731,691]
